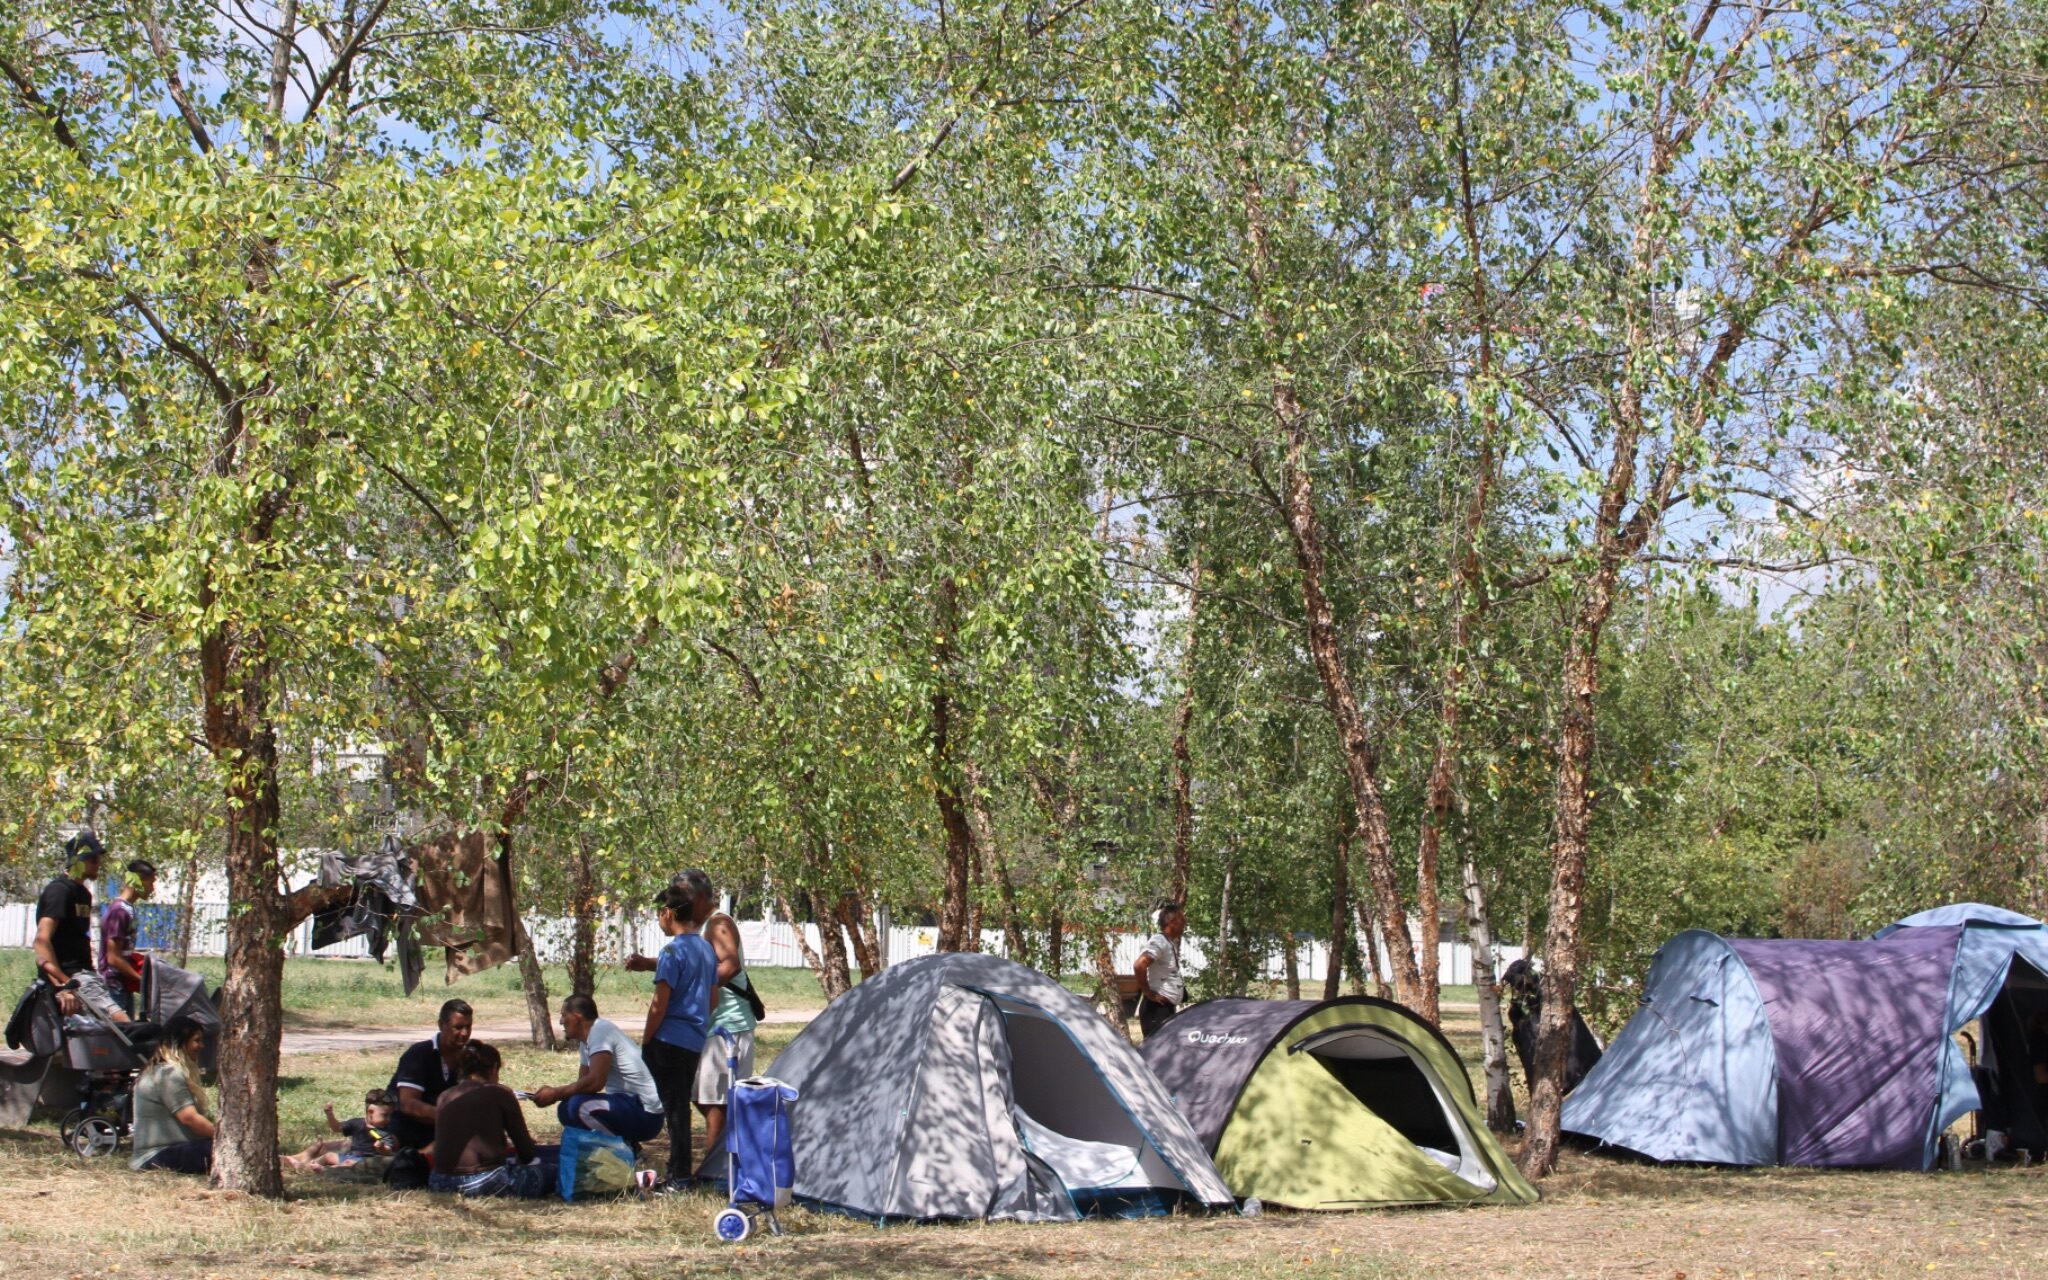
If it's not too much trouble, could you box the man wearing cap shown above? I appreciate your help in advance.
[100,858,158,1018]
[34,832,129,1022]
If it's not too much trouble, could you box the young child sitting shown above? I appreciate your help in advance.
[286,1089,397,1171]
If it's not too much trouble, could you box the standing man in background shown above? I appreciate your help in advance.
[681,868,760,1180]
[100,858,158,1017]
[1134,901,1187,1040]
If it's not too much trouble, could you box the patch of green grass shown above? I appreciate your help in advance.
[0,948,835,1030]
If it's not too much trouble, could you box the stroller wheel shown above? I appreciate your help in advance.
[67,1115,122,1158]
[714,1208,752,1243]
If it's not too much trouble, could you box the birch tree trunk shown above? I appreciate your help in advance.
[1463,855,1515,1132]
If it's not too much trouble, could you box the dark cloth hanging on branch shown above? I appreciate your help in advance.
[305,830,523,993]
[313,836,420,963]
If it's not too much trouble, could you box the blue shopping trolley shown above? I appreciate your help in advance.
[711,1029,798,1243]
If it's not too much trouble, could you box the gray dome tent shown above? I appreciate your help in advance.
[768,953,1235,1222]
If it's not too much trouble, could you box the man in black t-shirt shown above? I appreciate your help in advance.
[34,833,128,1023]
[386,999,474,1150]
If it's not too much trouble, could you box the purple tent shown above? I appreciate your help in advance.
[1564,907,2048,1169]
[1726,929,1960,1167]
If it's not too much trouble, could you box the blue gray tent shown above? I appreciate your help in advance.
[768,953,1235,1222]
[1560,904,2048,1168]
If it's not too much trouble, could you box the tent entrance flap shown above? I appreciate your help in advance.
[991,997,1182,1195]
[1978,955,2048,1151]
[1291,1026,1497,1191]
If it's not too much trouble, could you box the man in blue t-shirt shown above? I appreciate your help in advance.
[641,883,716,1190]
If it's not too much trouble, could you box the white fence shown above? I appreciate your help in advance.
[2,900,1519,984]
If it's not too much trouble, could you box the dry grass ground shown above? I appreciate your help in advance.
[1,1121,2042,1280]
[3,957,2043,1279]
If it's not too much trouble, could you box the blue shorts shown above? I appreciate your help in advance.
[557,1093,664,1144]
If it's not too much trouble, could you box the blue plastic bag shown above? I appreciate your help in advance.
[557,1125,637,1202]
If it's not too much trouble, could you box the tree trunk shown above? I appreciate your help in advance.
[515,923,557,1050]
[931,569,978,953]
[174,840,201,968]
[1463,855,1516,1132]
[1230,77,1424,1013]
[568,833,597,997]
[776,893,836,998]
[1046,902,1064,977]
[1353,893,1389,1000]
[964,761,1016,955]
[209,713,289,1197]
[1217,862,1235,992]
[1166,562,1202,906]
[810,888,854,997]
[1325,831,1350,1001]
[1282,934,1300,1000]
[1521,605,1610,1178]
[1279,436,1427,1012]
[1091,927,1131,1043]
[1415,739,1451,1023]
[993,853,1029,963]
[931,698,977,952]
[834,892,881,978]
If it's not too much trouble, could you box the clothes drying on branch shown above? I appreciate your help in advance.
[413,831,525,984]
[313,837,419,962]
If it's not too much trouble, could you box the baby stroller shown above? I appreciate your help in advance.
[3,958,221,1156]
[710,1029,798,1243]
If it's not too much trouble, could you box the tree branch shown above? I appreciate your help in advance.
[302,0,394,122]
[138,10,218,154]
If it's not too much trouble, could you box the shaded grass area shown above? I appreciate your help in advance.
[0,1113,2041,1280]
[15,956,2039,1279]
[7,1002,2047,1279]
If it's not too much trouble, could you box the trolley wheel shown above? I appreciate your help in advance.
[714,1208,753,1243]
[67,1115,122,1158]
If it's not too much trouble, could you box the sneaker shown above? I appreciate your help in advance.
[653,1176,697,1196]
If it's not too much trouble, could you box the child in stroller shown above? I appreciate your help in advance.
[3,956,222,1158]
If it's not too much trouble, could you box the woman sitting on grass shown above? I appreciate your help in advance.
[131,1015,214,1174]
[428,1042,552,1198]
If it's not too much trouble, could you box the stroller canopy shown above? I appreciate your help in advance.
[1143,997,1537,1210]
[767,953,1233,1222]
[1561,904,2048,1168]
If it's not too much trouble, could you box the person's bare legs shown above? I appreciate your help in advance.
[285,1140,347,1171]
[700,1103,726,1164]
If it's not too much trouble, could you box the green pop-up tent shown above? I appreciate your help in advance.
[1143,997,1537,1210]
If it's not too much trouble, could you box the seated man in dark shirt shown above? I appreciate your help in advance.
[386,999,473,1151]
[429,1042,551,1198]
[32,834,129,1023]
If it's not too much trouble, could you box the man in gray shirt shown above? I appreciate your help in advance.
[1134,902,1188,1039]
[529,993,665,1144]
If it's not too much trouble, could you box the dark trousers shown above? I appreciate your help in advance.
[140,1138,213,1174]
[1138,997,1179,1040]
[642,1038,703,1181]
